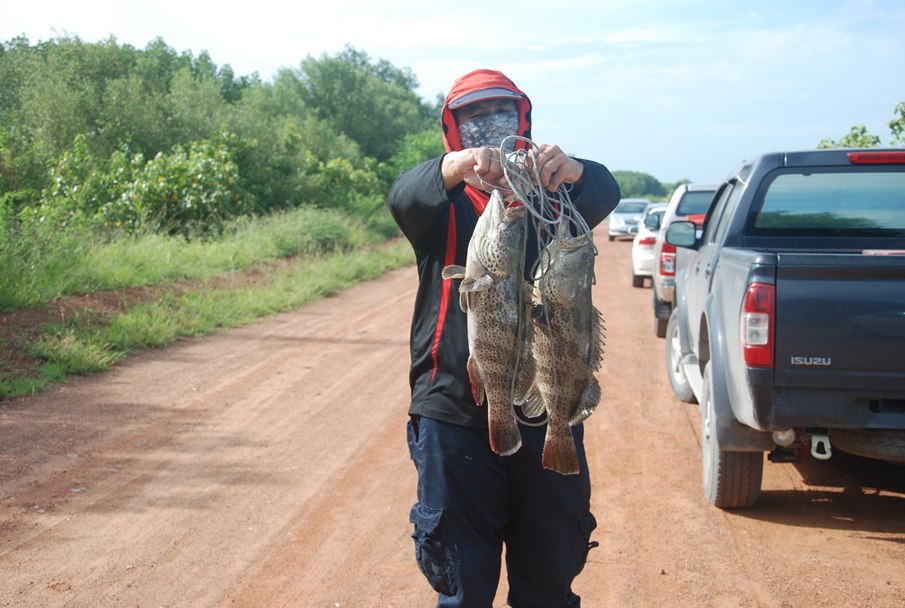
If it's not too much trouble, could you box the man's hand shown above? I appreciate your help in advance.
[442,144,585,194]
[534,144,585,192]
[441,147,509,193]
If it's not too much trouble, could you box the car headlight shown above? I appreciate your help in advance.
[611,217,625,228]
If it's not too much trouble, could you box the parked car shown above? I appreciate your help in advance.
[651,183,717,337]
[631,203,668,287]
[607,198,651,241]
[665,148,905,509]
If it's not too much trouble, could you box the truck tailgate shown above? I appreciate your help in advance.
[774,253,905,390]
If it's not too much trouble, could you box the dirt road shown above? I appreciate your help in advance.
[2,234,904,607]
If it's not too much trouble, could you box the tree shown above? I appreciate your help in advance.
[0,36,440,229]
[889,102,905,146]
[295,46,434,162]
[612,170,668,200]
[817,124,881,149]
[165,67,228,145]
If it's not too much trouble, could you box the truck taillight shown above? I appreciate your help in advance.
[847,151,905,164]
[742,282,775,368]
[659,243,676,276]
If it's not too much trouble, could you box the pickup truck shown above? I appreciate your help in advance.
[665,148,905,509]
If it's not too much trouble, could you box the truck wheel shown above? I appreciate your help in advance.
[665,309,695,403]
[700,362,763,509]
[632,274,644,288]
[828,429,905,463]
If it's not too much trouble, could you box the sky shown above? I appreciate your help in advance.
[3,0,904,184]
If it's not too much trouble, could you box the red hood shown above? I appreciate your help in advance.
[442,69,532,152]
[441,69,532,214]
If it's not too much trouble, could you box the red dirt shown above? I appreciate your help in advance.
[1,235,904,607]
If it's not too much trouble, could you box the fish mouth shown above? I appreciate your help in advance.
[560,232,593,250]
[486,192,526,228]
[503,204,527,220]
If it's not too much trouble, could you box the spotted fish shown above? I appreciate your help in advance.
[530,227,604,475]
[442,189,529,456]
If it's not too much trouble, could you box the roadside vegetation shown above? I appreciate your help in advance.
[0,36,434,399]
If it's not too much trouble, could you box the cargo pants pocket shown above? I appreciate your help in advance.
[574,512,599,577]
[409,502,459,597]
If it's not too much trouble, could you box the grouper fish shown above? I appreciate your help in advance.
[529,227,604,475]
[442,189,530,456]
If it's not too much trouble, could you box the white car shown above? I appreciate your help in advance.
[631,203,668,287]
[607,198,651,241]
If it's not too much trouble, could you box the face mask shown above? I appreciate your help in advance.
[458,111,519,152]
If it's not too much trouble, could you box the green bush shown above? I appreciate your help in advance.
[108,134,250,237]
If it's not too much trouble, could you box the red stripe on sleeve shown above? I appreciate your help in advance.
[430,203,458,383]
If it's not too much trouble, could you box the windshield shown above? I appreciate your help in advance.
[750,170,905,235]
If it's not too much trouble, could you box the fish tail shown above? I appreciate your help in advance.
[542,424,580,475]
[489,413,522,457]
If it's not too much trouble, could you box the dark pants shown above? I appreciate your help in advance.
[407,416,597,608]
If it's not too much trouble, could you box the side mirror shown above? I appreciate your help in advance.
[666,221,697,248]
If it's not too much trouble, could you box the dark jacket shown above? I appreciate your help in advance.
[388,156,620,428]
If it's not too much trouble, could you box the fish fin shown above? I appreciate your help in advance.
[542,424,580,475]
[441,265,466,280]
[489,413,522,457]
[530,302,551,328]
[512,355,537,403]
[512,286,536,405]
[569,377,601,426]
[460,274,494,292]
[518,385,546,419]
[588,305,605,371]
[562,280,581,306]
[467,356,485,406]
[512,360,536,406]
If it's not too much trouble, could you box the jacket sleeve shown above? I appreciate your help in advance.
[387,156,455,248]
[568,159,622,230]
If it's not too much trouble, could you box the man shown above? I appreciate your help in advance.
[387,68,621,607]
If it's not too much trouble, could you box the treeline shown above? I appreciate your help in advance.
[613,170,687,202]
[0,36,443,238]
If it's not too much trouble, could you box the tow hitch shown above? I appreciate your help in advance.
[810,432,832,460]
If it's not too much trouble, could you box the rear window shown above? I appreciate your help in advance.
[750,170,905,236]
[615,201,648,214]
[675,191,715,216]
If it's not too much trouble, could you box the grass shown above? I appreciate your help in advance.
[0,207,414,400]
[0,205,398,311]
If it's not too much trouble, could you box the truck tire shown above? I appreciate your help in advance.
[701,362,763,509]
[632,273,644,288]
[828,429,905,463]
[665,308,696,403]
